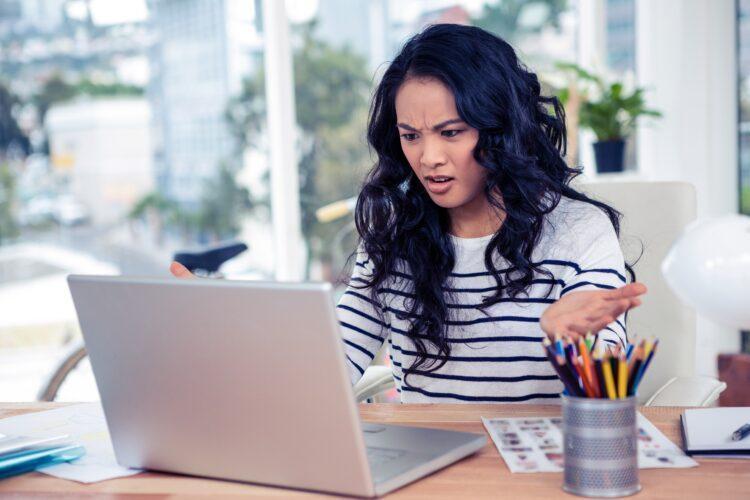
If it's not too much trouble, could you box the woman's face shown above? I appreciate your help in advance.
[395,77,487,211]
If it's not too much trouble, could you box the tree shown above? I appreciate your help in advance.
[227,23,371,275]
[472,0,568,42]
[128,191,177,245]
[32,73,77,125]
[34,73,144,124]
[0,82,30,158]
[0,83,27,242]
[195,163,253,242]
[0,162,19,244]
[130,164,253,245]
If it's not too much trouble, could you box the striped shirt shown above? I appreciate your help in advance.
[336,197,628,403]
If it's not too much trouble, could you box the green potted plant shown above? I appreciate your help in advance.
[556,63,661,173]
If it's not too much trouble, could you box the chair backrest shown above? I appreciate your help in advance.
[578,181,697,402]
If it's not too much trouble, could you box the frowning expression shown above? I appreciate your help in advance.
[395,77,487,210]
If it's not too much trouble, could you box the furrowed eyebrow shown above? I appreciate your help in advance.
[396,118,464,132]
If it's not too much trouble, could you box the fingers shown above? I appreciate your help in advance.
[541,284,646,339]
[170,261,195,279]
[549,327,584,340]
[605,282,647,300]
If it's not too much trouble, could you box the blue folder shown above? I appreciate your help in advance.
[0,443,86,479]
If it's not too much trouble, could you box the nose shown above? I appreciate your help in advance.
[420,135,447,170]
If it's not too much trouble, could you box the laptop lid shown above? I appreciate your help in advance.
[68,275,376,497]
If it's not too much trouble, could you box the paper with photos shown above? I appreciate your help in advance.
[482,412,697,473]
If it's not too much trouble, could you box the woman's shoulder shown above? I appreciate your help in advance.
[537,195,618,259]
[546,195,613,234]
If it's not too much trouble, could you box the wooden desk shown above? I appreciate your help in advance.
[0,403,747,498]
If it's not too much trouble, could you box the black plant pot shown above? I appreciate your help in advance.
[592,139,626,173]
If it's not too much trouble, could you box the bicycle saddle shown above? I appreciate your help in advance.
[172,241,248,273]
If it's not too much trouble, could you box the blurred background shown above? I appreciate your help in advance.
[0,0,745,402]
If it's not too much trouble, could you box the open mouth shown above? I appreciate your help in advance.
[425,175,454,183]
[425,175,455,194]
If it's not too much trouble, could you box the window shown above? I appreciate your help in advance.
[740,0,750,215]
[738,0,750,352]
[0,0,585,401]
[0,0,265,401]
[289,0,580,281]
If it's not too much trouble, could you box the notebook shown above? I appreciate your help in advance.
[681,407,750,457]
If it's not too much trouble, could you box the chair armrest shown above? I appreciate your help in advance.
[353,366,395,402]
[644,376,727,407]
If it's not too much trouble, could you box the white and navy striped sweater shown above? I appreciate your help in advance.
[336,197,628,403]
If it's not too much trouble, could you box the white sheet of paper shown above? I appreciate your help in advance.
[636,412,698,468]
[483,412,698,473]
[481,416,564,473]
[0,403,141,483]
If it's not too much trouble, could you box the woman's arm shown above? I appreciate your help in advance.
[540,282,646,341]
[336,253,390,385]
[540,204,647,346]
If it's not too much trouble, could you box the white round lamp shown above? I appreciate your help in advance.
[661,214,750,329]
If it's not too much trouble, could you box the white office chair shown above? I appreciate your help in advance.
[580,180,726,406]
[355,181,727,406]
[353,365,395,402]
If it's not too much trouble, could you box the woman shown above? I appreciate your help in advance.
[336,23,646,403]
[172,24,646,403]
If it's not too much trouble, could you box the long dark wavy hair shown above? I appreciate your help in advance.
[353,23,632,381]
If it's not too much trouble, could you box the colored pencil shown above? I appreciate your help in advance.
[601,358,617,400]
[543,339,584,397]
[554,334,565,357]
[626,343,635,361]
[556,354,586,397]
[632,339,659,394]
[542,336,657,399]
[584,333,594,352]
[617,354,628,399]
[609,353,619,391]
[627,345,644,396]
[593,355,607,398]
[572,356,595,397]
[578,337,599,398]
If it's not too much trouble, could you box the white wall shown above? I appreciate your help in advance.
[635,0,740,376]
[578,0,740,376]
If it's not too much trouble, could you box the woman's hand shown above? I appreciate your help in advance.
[169,261,196,279]
[540,282,647,339]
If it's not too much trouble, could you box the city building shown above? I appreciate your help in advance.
[605,0,635,73]
[45,97,154,225]
[147,0,262,208]
[315,0,391,74]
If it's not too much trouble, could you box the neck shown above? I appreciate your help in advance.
[448,193,504,238]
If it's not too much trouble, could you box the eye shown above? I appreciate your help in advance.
[442,129,464,138]
[400,133,418,142]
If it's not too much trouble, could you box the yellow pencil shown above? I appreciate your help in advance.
[617,355,628,399]
[602,357,617,400]
[643,340,654,359]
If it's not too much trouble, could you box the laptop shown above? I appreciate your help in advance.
[67,275,486,497]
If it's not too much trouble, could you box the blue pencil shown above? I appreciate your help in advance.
[632,340,659,394]
[555,335,565,357]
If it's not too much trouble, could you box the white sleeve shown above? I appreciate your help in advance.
[336,251,390,385]
[557,206,629,348]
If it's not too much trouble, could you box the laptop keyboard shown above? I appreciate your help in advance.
[366,446,406,467]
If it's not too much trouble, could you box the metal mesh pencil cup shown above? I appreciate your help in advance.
[561,395,640,498]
